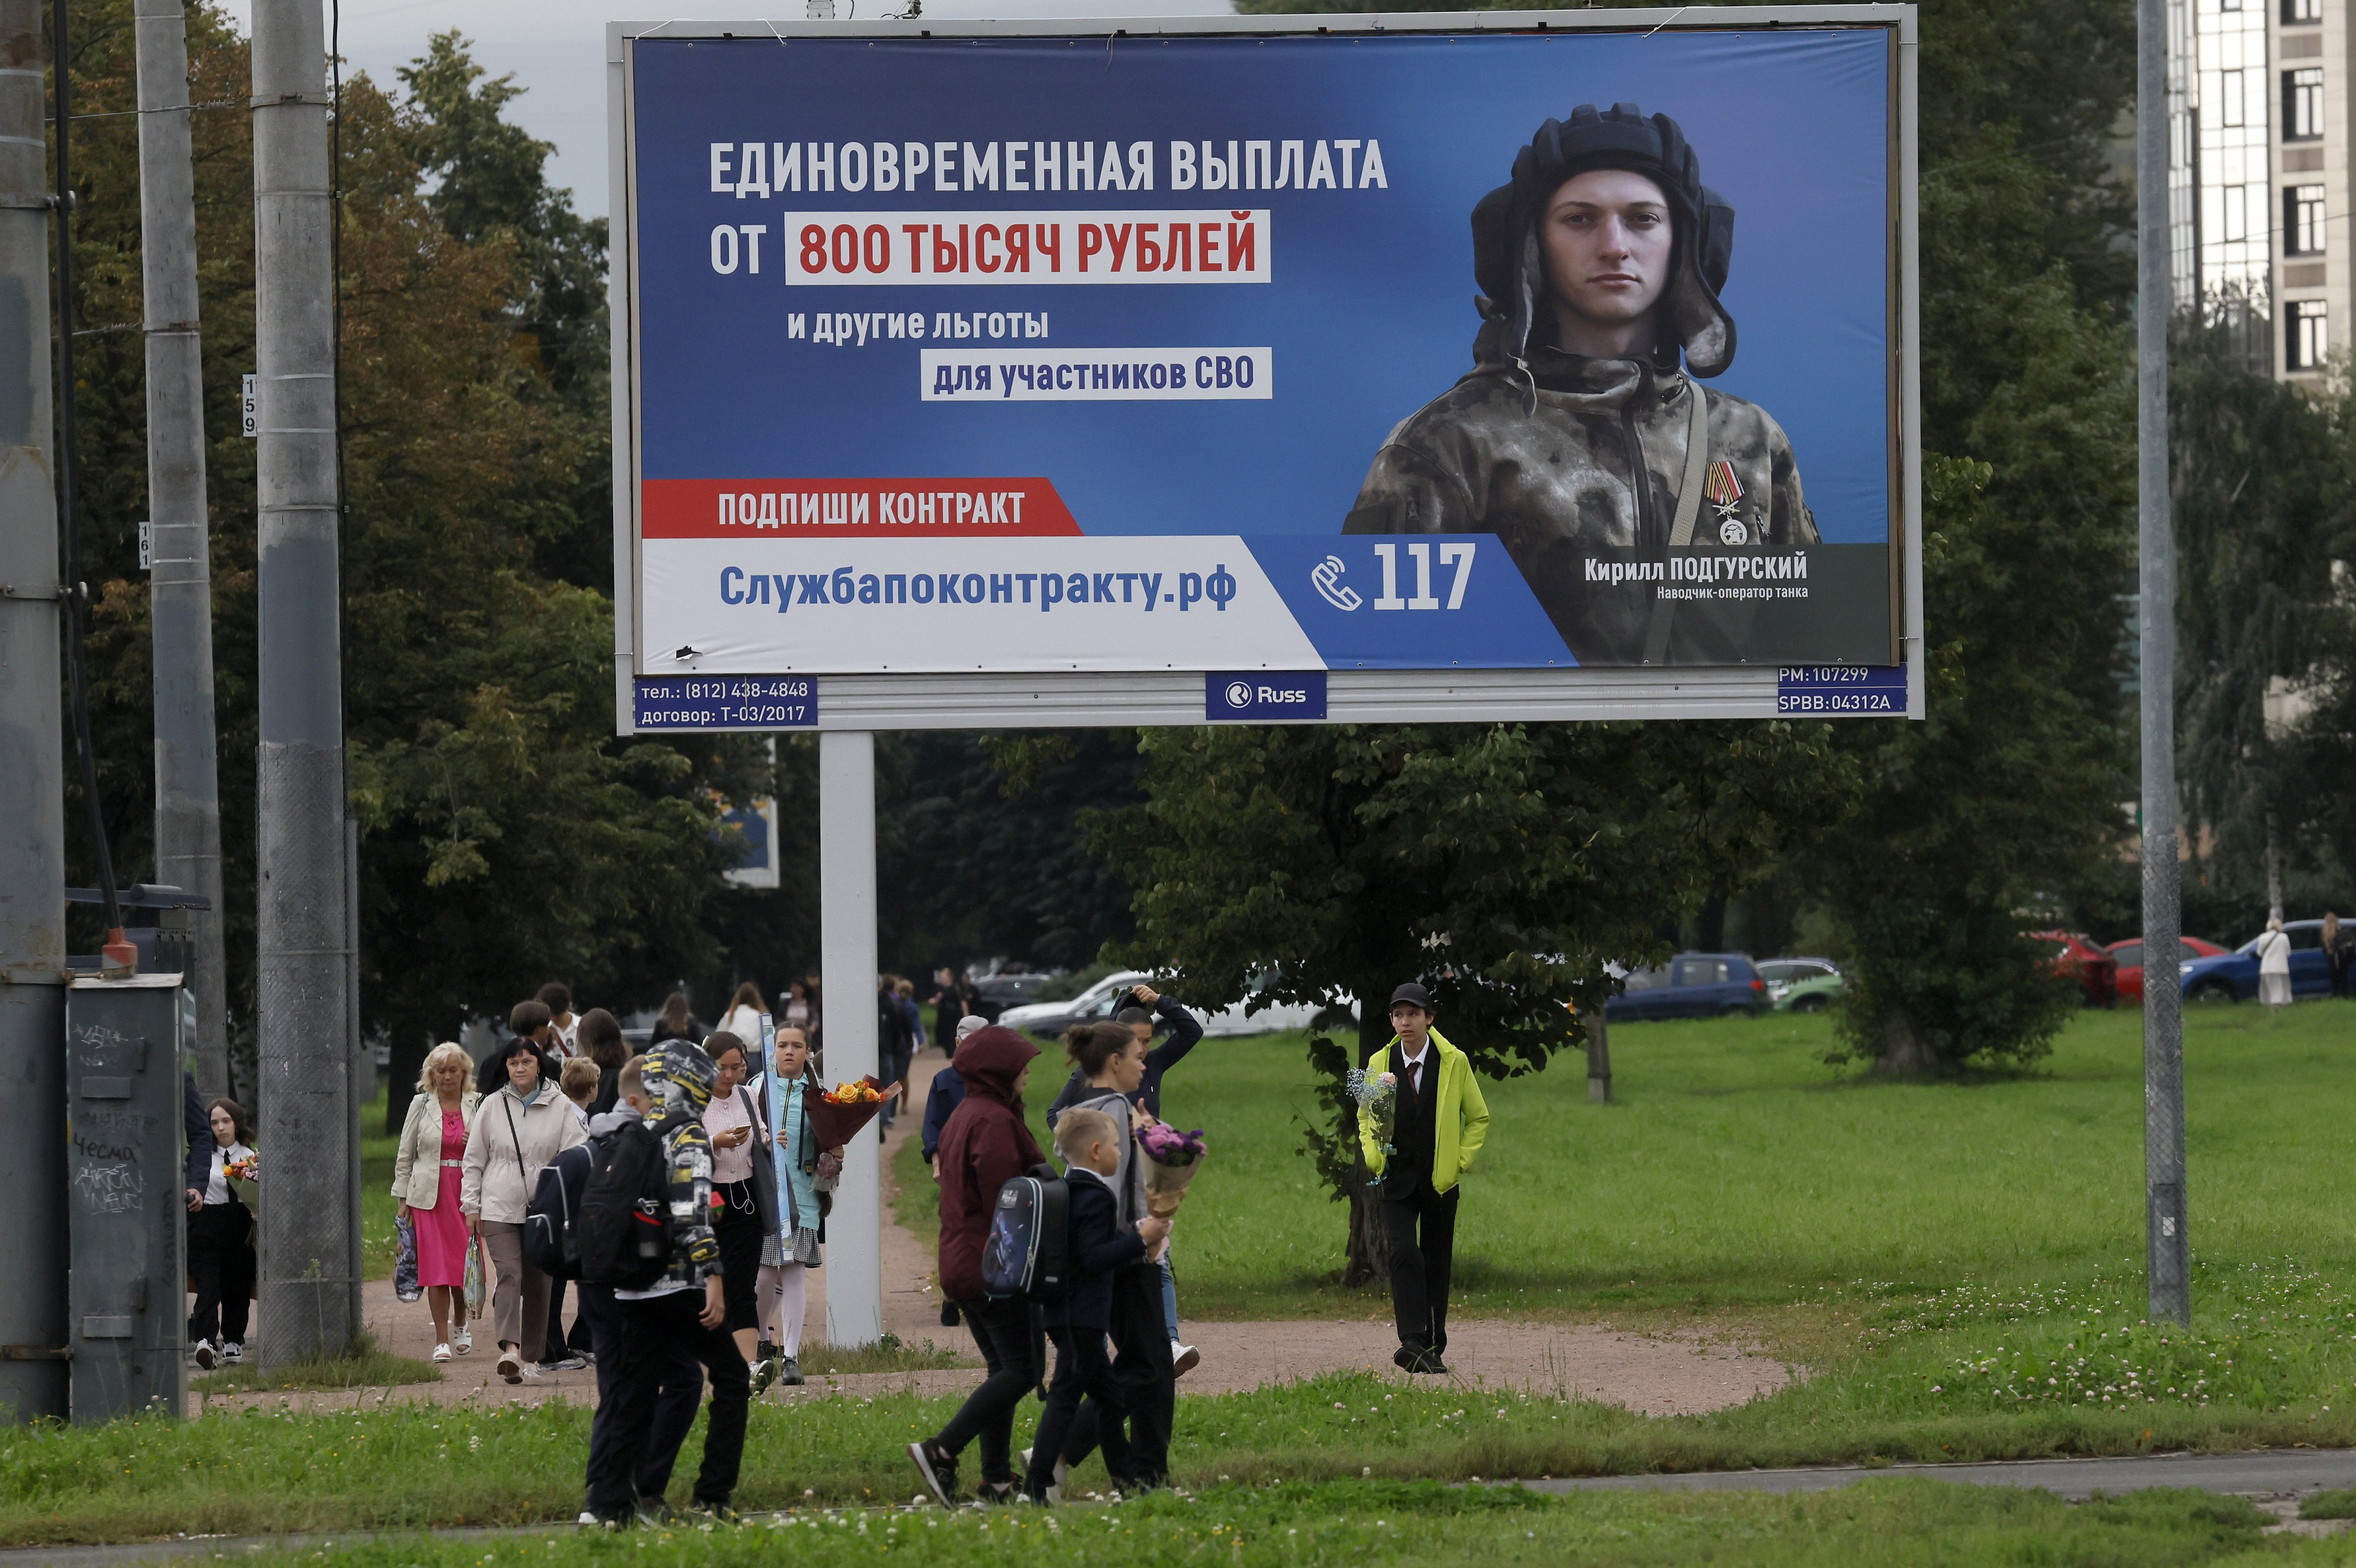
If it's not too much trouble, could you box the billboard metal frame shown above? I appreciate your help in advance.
[606,5,1923,732]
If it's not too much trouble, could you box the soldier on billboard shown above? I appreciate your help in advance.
[1343,102,1818,665]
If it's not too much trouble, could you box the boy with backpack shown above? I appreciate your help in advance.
[1024,1107,1169,1504]
[579,1043,747,1528]
[558,1056,705,1527]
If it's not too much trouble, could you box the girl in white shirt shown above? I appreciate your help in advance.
[186,1097,257,1368]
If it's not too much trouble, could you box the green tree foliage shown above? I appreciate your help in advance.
[61,4,754,1116]
[1095,722,1850,1278]
[2170,323,2346,913]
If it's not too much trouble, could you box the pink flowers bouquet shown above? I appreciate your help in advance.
[1136,1120,1208,1218]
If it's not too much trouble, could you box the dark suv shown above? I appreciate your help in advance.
[1605,953,1771,1020]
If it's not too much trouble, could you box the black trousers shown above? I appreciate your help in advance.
[543,1276,580,1363]
[578,1283,704,1508]
[587,1290,749,1517]
[711,1189,765,1333]
[1058,1263,1174,1485]
[1381,1180,1459,1355]
[934,1295,1036,1485]
[1028,1325,1129,1496]
[186,1201,253,1345]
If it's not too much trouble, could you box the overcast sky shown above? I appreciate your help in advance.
[212,0,1236,218]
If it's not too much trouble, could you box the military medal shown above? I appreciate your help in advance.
[1705,460,1748,545]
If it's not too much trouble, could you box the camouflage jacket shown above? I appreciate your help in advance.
[1344,349,1817,666]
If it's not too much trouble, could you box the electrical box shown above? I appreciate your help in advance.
[65,975,191,1423]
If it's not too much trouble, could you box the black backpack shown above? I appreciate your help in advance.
[524,1142,596,1280]
[981,1163,1069,1301]
[576,1119,671,1288]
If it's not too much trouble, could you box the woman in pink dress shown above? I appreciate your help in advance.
[392,1042,480,1360]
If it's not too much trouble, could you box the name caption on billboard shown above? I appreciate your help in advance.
[923,347,1270,401]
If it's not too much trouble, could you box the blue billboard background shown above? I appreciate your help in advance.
[628,27,1893,546]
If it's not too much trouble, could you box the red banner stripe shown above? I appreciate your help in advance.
[643,478,1081,538]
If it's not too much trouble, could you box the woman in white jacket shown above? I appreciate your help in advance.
[461,1037,586,1383]
[392,1042,480,1360]
[2258,917,2294,1008]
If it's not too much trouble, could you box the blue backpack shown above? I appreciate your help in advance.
[982,1164,1069,1301]
[524,1141,598,1280]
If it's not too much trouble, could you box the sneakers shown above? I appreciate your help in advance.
[1170,1340,1200,1378]
[977,1481,1016,1506]
[633,1496,680,1529]
[453,1325,474,1355]
[540,1355,588,1372]
[433,1343,453,1363]
[778,1355,803,1387]
[750,1354,780,1396]
[221,1341,244,1363]
[520,1362,545,1382]
[498,1348,523,1384]
[192,1340,216,1371]
[908,1439,959,1508]
[1019,1447,1070,1496]
[685,1501,743,1526]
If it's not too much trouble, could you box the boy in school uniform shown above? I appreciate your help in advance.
[1023,1107,1170,1504]
[584,1043,749,1528]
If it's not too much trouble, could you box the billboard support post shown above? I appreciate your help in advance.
[819,729,882,1347]
[2136,0,2189,1328]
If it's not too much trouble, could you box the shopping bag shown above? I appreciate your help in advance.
[463,1233,487,1315]
[394,1211,422,1302]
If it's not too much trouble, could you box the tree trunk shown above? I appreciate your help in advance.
[2266,810,2284,923]
[1341,972,1397,1286]
[1585,1009,1612,1102]
[1871,1008,1936,1078]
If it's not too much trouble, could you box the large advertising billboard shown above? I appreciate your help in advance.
[613,10,1919,727]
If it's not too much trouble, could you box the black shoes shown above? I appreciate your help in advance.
[909,1439,959,1507]
[1395,1343,1450,1375]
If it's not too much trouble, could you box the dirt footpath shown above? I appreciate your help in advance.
[277,1044,1789,1418]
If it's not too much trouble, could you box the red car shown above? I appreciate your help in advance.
[2105,935,2229,1004]
[2031,930,2119,1007]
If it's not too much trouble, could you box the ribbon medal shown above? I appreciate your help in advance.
[1705,460,1747,545]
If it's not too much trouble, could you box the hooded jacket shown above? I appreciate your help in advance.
[1346,102,1817,667]
[934,1026,1045,1303]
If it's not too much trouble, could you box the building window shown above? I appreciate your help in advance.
[2286,67,2325,140]
[2289,184,2327,254]
[2286,0,2322,21]
[2290,299,2328,369]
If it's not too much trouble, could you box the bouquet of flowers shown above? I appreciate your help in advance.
[1136,1119,1208,1217]
[805,1074,899,1148]
[223,1153,259,1183]
[1346,1068,1397,1187]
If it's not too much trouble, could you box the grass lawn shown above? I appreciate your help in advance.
[224,1479,2325,1568]
[13,1004,2356,1547]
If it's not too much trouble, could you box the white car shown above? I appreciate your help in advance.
[995,970,1152,1037]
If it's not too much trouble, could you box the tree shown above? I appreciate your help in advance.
[1095,722,1850,1280]
[63,7,757,1118]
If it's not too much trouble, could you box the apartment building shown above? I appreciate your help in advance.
[2170,0,2346,378]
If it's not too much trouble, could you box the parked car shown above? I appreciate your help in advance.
[2105,935,2228,1004]
[968,967,1057,1023]
[1757,957,1844,1013]
[2178,919,2340,1004]
[996,969,1152,1037]
[2030,930,2118,1007]
[1605,953,1770,1021]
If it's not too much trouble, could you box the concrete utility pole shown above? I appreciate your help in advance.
[135,0,228,1100]
[2138,0,2190,1327]
[0,0,70,1422]
[252,0,357,1364]
[819,730,881,1347]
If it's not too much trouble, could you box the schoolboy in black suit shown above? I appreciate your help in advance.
[1023,1107,1170,1502]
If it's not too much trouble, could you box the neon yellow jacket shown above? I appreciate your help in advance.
[1358,1029,1490,1194]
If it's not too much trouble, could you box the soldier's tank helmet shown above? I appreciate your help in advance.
[648,1042,718,1117]
[1471,103,1737,378]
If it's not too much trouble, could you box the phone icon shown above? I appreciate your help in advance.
[1312,554,1362,612]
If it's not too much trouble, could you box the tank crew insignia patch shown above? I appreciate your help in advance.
[1705,460,1747,544]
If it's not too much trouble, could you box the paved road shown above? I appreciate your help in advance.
[1527,1446,2356,1500]
[9,1448,2354,1566]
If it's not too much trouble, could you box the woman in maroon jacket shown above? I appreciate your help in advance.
[908,1026,1044,1506]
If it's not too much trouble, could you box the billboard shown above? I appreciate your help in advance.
[612,9,1920,728]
